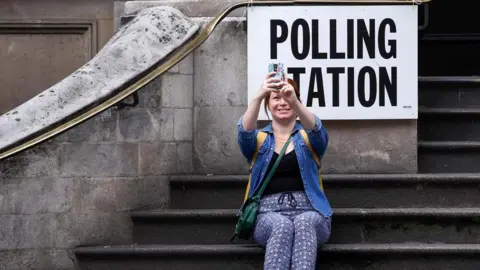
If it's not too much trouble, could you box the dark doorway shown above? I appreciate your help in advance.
[419,1,480,76]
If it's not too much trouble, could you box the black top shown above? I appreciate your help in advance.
[262,149,305,196]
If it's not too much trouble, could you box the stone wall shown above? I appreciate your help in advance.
[0,1,113,268]
[0,2,195,268]
[0,53,194,268]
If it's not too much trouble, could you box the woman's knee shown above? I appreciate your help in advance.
[293,211,318,228]
[254,213,294,244]
[293,211,331,244]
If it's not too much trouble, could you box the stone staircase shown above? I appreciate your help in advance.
[418,77,480,173]
[73,78,480,269]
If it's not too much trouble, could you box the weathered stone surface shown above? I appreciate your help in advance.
[193,106,248,174]
[118,108,173,141]
[1,211,130,249]
[0,174,168,263]
[15,213,58,249]
[70,176,168,212]
[141,176,170,208]
[177,142,193,173]
[115,176,169,211]
[137,59,193,109]
[159,109,175,141]
[194,18,247,107]
[71,178,118,213]
[174,108,192,141]
[139,142,177,175]
[0,175,167,255]
[0,6,200,154]
[54,211,131,248]
[0,143,61,178]
[161,74,193,108]
[0,215,16,249]
[321,120,417,173]
[138,77,162,108]
[1,213,81,249]
[0,248,73,270]
[0,212,114,252]
[60,143,139,177]
[54,109,118,142]
[0,177,71,214]
[168,53,193,75]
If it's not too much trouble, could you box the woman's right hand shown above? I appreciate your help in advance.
[241,72,285,131]
[255,72,286,100]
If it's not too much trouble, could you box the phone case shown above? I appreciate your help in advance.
[269,63,284,80]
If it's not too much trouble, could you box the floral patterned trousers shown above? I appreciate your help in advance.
[253,191,332,270]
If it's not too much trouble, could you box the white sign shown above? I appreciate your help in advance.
[247,5,418,120]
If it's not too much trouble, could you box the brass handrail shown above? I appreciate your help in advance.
[0,0,430,160]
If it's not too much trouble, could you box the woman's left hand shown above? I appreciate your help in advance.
[279,82,298,105]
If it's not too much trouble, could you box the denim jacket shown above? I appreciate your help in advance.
[237,114,333,218]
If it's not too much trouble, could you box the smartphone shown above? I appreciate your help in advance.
[268,63,285,80]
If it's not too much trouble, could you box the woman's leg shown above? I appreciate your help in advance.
[291,211,331,269]
[254,212,295,270]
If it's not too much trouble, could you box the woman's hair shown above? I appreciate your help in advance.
[264,78,301,119]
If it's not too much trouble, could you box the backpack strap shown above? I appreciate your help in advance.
[244,131,268,202]
[299,129,324,192]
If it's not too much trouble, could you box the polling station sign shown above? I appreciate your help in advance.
[247,5,418,120]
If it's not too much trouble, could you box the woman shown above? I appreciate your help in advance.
[236,71,333,269]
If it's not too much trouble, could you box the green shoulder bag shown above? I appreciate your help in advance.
[230,135,292,242]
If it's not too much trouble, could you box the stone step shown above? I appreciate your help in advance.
[419,77,480,108]
[130,208,480,245]
[73,243,480,270]
[168,174,480,209]
[418,112,480,141]
[419,141,480,173]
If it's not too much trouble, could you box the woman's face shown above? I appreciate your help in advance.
[268,90,296,122]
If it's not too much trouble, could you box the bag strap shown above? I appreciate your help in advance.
[299,129,324,192]
[252,136,292,199]
[243,131,268,202]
